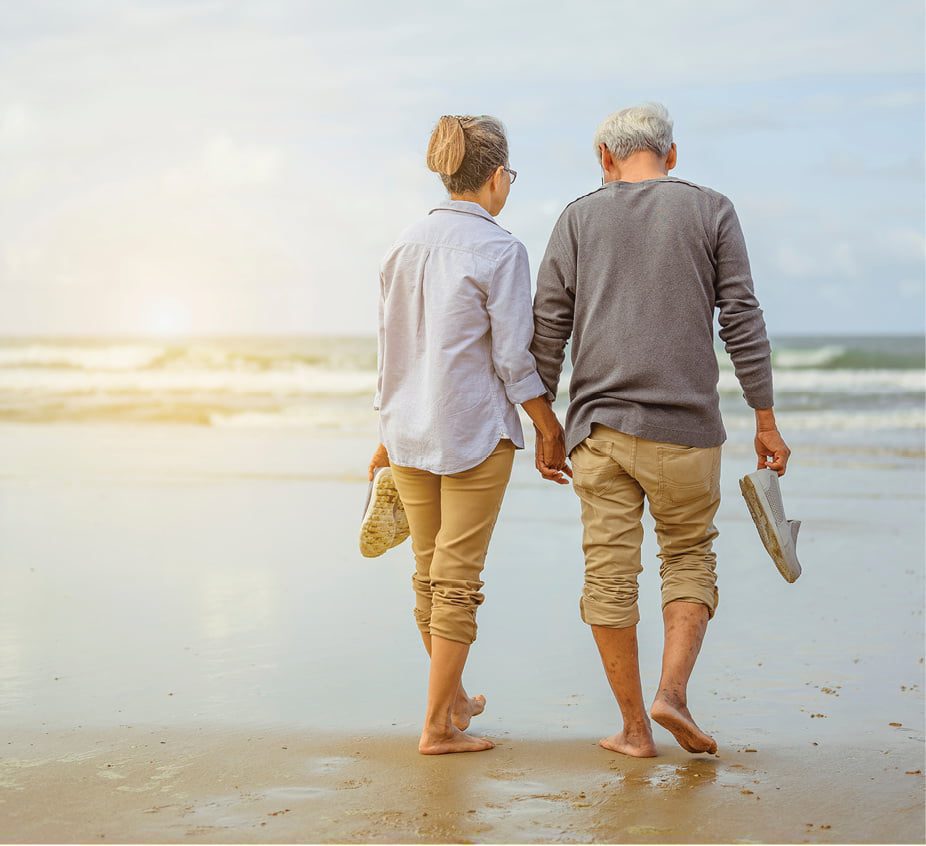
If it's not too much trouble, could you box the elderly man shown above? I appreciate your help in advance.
[530,102,790,757]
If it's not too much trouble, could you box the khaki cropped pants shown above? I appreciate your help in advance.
[389,439,515,645]
[571,423,722,629]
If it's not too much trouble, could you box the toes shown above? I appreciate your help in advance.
[691,736,716,754]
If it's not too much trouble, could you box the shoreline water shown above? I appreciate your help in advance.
[0,334,922,434]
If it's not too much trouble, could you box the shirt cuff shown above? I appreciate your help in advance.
[504,370,547,405]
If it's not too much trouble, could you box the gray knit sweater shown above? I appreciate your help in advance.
[530,176,774,453]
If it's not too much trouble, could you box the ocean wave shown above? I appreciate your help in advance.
[2,366,920,396]
[772,345,847,368]
[211,406,924,433]
[1,336,922,375]
[0,394,920,431]
[0,343,168,371]
[208,409,366,428]
[0,342,346,373]
[724,407,925,431]
[0,366,378,395]
[718,368,924,394]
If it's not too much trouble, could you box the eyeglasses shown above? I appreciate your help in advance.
[503,165,517,185]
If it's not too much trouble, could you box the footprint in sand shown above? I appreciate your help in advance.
[338,776,371,790]
[487,768,526,781]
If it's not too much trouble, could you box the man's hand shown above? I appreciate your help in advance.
[534,423,572,485]
[520,395,571,484]
[754,408,790,476]
[368,443,390,480]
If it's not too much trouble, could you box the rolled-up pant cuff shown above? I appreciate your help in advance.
[579,595,641,628]
[429,608,477,645]
[661,585,719,620]
[412,606,431,634]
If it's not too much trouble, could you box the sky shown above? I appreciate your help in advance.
[1,0,924,337]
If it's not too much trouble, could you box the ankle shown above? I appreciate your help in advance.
[622,718,653,737]
[422,715,453,736]
[654,687,687,708]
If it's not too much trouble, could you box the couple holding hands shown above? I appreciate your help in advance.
[361,103,799,757]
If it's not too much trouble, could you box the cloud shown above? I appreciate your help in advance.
[776,241,859,279]
[202,135,281,186]
[162,134,282,191]
[0,0,923,334]
[0,103,31,144]
[877,227,926,262]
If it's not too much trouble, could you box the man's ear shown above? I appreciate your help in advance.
[666,142,678,171]
[599,144,613,173]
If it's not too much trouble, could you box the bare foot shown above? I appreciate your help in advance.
[452,693,486,731]
[599,724,658,758]
[650,695,717,754]
[418,725,495,755]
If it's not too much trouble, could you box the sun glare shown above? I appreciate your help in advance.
[147,299,192,337]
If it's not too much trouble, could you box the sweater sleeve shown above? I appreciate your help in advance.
[713,195,774,409]
[530,216,576,401]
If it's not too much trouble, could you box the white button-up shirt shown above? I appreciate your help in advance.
[374,200,546,474]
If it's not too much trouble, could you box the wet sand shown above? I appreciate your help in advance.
[3,724,924,843]
[0,422,923,842]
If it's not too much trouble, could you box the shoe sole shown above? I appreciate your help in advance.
[739,474,801,583]
[359,469,402,558]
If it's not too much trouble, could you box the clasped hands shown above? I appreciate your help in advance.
[534,420,571,485]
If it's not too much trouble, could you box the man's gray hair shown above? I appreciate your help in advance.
[594,102,674,162]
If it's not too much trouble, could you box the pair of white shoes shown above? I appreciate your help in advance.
[359,465,802,584]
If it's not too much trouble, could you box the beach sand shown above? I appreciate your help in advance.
[4,725,923,843]
[0,422,923,843]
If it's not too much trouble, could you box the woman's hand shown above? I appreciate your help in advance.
[534,423,571,485]
[522,395,571,484]
[368,443,390,480]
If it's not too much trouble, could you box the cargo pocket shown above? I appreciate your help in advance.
[657,445,719,505]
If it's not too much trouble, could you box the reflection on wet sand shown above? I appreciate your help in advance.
[3,727,923,843]
[0,425,922,842]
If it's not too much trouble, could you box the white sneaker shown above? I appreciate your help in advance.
[738,468,802,583]
[359,466,410,558]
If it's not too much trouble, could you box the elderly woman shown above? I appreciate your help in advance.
[366,114,568,755]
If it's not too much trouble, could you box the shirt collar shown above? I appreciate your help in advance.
[429,199,507,230]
